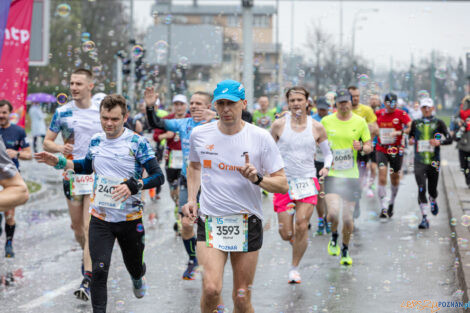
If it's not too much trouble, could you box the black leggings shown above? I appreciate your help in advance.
[459,150,470,184]
[414,162,439,204]
[89,216,146,313]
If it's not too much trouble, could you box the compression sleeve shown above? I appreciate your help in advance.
[73,157,93,174]
[438,119,453,145]
[146,106,166,130]
[319,139,333,169]
[142,157,165,189]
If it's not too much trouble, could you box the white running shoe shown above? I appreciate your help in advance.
[288,269,301,284]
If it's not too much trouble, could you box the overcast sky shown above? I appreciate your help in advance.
[134,0,470,71]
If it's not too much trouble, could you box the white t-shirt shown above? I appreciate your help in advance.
[189,122,284,221]
[49,100,102,159]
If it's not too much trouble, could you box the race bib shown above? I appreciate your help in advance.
[417,140,434,153]
[379,128,396,145]
[93,175,124,209]
[205,214,248,252]
[288,178,317,200]
[169,150,183,169]
[71,174,94,196]
[332,149,354,171]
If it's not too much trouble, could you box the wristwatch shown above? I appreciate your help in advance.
[253,173,263,185]
[136,180,144,190]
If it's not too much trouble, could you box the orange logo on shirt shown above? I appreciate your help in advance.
[206,144,215,151]
[218,162,242,172]
[203,160,212,168]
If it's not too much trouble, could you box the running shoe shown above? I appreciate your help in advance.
[316,219,325,235]
[131,276,147,299]
[327,240,340,256]
[325,222,332,234]
[418,215,429,229]
[353,201,361,219]
[387,203,394,218]
[430,200,439,216]
[5,240,14,258]
[182,260,198,280]
[74,277,90,301]
[340,248,353,266]
[288,269,301,284]
[366,188,374,198]
[379,209,388,219]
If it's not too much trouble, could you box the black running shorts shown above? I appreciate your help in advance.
[376,150,403,173]
[197,215,263,252]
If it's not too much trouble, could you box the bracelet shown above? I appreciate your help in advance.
[54,155,67,170]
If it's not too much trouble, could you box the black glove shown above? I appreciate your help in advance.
[121,178,139,195]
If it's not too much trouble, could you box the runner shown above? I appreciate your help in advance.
[35,94,165,313]
[43,68,101,301]
[0,139,29,212]
[311,96,332,235]
[321,89,372,265]
[183,79,288,312]
[348,86,378,218]
[454,95,470,188]
[252,96,276,129]
[270,87,332,283]
[0,100,32,258]
[375,93,412,218]
[153,94,191,232]
[409,98,452,229]
[365,94,382,197]
[145,87,216,280]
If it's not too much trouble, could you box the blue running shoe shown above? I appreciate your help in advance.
[182,260,198,280]
[73,277,90,301]
[316,219,325,235]
[5,240,14,258]
[430,201,438,216]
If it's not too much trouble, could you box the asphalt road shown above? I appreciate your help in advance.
[0,159,463,313]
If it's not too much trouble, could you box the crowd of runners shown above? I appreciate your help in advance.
[1,67,470,312]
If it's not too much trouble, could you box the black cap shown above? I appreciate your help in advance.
[316,96,329,110]
[384,93,398,104]
[335,89,351,103]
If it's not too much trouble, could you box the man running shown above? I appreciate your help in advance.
[348,86,378,218]
[252,96,276,129]
[312,96,332,235]
[271,87,332,283]
[0,100,32,258]
[375,93,412,218]
[183,79,288,312]
[43,68,102,300]
[408,98,452,229]
[145,87,216,280]
[153,94,190,231]
[36,94,165,313]
[322,89,372,265]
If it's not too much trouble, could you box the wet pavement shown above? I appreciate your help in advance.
[0,155,463,313]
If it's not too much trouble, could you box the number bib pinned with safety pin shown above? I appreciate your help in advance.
[417,140,434,153]
[93,175,124,209]
[71,174,94,196]
[205,214,248,252]
[288,178,317,200]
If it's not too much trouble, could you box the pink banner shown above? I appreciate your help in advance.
[0,0,34,127]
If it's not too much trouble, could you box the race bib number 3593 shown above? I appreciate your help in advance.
[93,175,124,209]
[205,214,248,252]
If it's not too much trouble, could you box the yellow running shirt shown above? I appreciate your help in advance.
[352,104,376,124]
[321,113,371,179]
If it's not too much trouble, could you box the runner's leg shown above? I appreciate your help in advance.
[292,202,314,267]
[231,251,259,313]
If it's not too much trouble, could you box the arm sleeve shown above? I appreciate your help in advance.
[438,120,453,145]
[319,139,333,168]
[73,157,93,174]
[408,121,416,138]
[142,158,165,189]
[146,106,166,129]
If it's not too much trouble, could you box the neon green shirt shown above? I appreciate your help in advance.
[321,113,371,178]
[252,108,276,129]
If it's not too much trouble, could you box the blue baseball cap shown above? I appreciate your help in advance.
[212,80,245,104]
[335,89,351,103]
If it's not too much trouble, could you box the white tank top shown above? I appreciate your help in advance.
[277,114,317,179]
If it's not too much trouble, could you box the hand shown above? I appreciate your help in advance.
[319,167,329,178]
[192,109,215,123]
[430,138,441,147]
[182,200,198,220]
[5,149,18,159]
[238,153,258,183]
[111,184,131,202]
[352,140,362,151]
[61,143,74,155]
[34,151,59,167]
[144,87,159,107]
